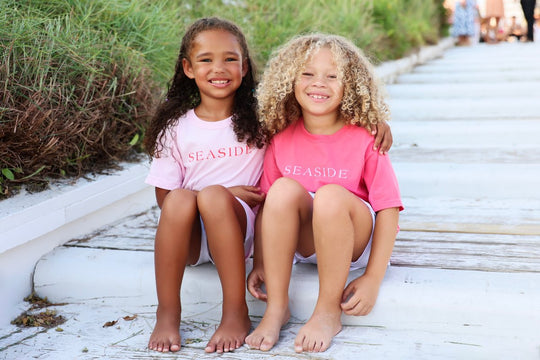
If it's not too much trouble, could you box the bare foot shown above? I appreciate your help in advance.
[148,306,181,352]
[204,308,251,353]
[245,306,290,351]
[294,310,342,353]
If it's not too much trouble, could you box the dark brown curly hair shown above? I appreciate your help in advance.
[144,17,265,157]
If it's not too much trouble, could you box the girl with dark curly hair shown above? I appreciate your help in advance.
[144,17,265,354]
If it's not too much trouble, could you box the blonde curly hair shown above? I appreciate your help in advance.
[257,33,389,136]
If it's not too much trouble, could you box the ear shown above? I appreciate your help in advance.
[182,58,195,79]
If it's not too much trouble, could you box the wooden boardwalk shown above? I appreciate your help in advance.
[1,41,539,360]
[389,42,540,274]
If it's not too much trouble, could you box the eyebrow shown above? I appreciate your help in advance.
[195,51,241,59]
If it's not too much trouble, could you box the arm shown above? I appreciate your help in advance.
[247,208,267,301]
[155,187,170,209]
[368,121,393,155]
[246,141,280,301]
[340,207,399,315]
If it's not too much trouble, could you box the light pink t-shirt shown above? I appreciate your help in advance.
[145,109,264,191]
[261,119,403,212]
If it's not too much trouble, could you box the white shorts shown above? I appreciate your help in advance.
[293,194,376,271]
[192,197,255,266]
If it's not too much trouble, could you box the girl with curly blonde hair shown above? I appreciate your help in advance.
[246,33,403,353]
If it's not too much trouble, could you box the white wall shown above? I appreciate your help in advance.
[0,163,154,327]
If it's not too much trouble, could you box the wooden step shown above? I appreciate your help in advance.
[394,230,540,273]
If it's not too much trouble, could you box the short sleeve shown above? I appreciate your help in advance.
[363,149,403,212]
[260,141,282,193]
[145,128,185,190]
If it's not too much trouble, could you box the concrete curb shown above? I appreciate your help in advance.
[375,37,454,84]
[0,162,154,327]
[0,162,153,254]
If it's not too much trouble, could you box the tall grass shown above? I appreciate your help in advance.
[0,0,446,198]
[168,0,444,71]
[0,0,170,196]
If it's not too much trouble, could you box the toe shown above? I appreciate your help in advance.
[294,336,304,353]
[204,341,216,353]
[222,340,230,352]
[260,338,273,352]
[246,334,261,349]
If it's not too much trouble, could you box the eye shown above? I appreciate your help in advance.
[225,57,239,62]
[328,74,338,79]
[199,58,211,63]
[301,72,313,77]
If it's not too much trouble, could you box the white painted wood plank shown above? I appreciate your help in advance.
[389,98,540,121]
[387,81,540,99]
[390,119,540,149]
[400,196,540,235]
[62,205,539,273]
[395,70,540,84]
[391,147,540,164]
[1,296,538,360]
[395,163,540,200]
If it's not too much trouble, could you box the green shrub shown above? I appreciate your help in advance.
[0,0,168,197]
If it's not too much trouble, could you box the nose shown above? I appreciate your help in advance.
[312,75,327,87]
[213,59,226,73]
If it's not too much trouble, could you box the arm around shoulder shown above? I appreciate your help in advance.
[370,121,393,155]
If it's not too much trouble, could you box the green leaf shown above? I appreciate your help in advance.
[129,133,140,146]
[19,165,46,180]
[2,168,15,180]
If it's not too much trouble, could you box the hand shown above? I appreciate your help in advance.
[369,121,393,155]
[228,186,265,208]
[340,274,381,316]
[247,265,267,301]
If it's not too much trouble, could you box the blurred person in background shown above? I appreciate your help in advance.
[452,0,480,45]
[518,0,537,41]
[485,0,506,42]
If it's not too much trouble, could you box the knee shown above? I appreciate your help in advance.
[197,185,230,212]
[265,177,307,210]
[313,184,348,218]
[160,189,197,219]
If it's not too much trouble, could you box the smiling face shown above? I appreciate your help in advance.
[294,47,344,127]
[182,29,247,107]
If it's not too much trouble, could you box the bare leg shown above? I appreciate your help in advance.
[197,186,251,353]
[246,178,314,351]
[148,189,201,352]
[295,184,372,353]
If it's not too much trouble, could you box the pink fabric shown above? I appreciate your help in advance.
[146,109,264,191]
[261,119,403,213]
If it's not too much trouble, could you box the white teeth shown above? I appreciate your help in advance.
[211,80,228,84]
[310,94,328,99]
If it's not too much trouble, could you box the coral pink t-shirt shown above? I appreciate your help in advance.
[260,119,403,212]
[145,109,264,191]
